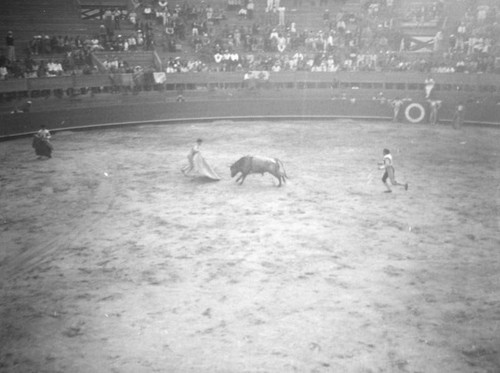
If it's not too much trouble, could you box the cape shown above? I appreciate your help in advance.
[183,152,220,180]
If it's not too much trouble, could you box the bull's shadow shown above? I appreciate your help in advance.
[188,176,221,184]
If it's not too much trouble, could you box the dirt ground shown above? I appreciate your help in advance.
[0,120,499,373]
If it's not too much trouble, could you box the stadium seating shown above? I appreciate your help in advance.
[93,51,158,70]
[0,0,131,59]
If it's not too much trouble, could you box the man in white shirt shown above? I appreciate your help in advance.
[269,29,279,42]
[0,66,7,80]
[182,139,202,175]
[379,149,408,193]
[424,76,435,99]
[214,52,223,63]
[278,6,285,26]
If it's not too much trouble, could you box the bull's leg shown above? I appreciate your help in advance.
[235,174,243,183]
[273,173,282,187]
[270,167,283,187]
[239,174,247,185]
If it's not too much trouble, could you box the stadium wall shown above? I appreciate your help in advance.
[1,97,500,140]
[1,71,500,139]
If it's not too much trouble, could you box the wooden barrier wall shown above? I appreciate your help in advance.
[1,97,500,140]
[1,72,500,139]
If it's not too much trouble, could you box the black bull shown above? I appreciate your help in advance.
[32,136,53,158]
[230,156,288,186]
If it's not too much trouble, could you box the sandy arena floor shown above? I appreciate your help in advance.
[0,120,499,373]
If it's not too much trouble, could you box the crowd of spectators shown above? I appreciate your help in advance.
[400,0,444,24]
[438,1,499,73]
[152,0,446,73]
[1,0,499,80]
[152,0,498,74]
[0,32,100,80]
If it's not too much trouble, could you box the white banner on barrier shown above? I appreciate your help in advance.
[153,72,167,84]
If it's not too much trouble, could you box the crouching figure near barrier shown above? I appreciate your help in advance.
[32,125,53,159]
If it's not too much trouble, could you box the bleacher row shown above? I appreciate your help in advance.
[0,0,415,65]
[0,0,102,53]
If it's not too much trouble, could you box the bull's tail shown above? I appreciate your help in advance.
[274,158,288,179]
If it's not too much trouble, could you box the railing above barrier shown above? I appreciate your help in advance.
[1,72,500,99]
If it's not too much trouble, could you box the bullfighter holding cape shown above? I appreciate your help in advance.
[181,139,220,180]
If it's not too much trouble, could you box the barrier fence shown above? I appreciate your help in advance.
[1,71,500,139]
[2,72,500,100]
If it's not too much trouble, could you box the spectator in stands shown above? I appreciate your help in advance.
[129,10,138,25]
[433,30,443,52]
[214,50,223,69]
[29,35,42,56]
[206,4,214,20]
[156,5,167,25]
[277,34,287,52]
[114,9,122,30]
[47,60,64,76]
[336,17,346,34]
[104,9,115,38]
[266,0,274,13]
[323,9,330,26]
[238,6,248,19]
[456,22,467,52]
[5,31,15,62]
[278,6,286,26]
[11,100,32,114]
[0,64,7,80]
[158,0,168,10]
[22,100,32,113]
[42,35,52,54]
[247,0,254,19]
[143,4,153,19]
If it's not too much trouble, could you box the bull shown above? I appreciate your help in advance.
[230,156,288,187]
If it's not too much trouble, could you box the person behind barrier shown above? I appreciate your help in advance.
[10,100,32,114]
[176,86,185,102]
[452,102,465,129]
[428,100,441,125]
[5,31,15,62]
[424,76,435,99]
[390,97,404,122]
[373,91,386,104]
[378,148,408,193]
